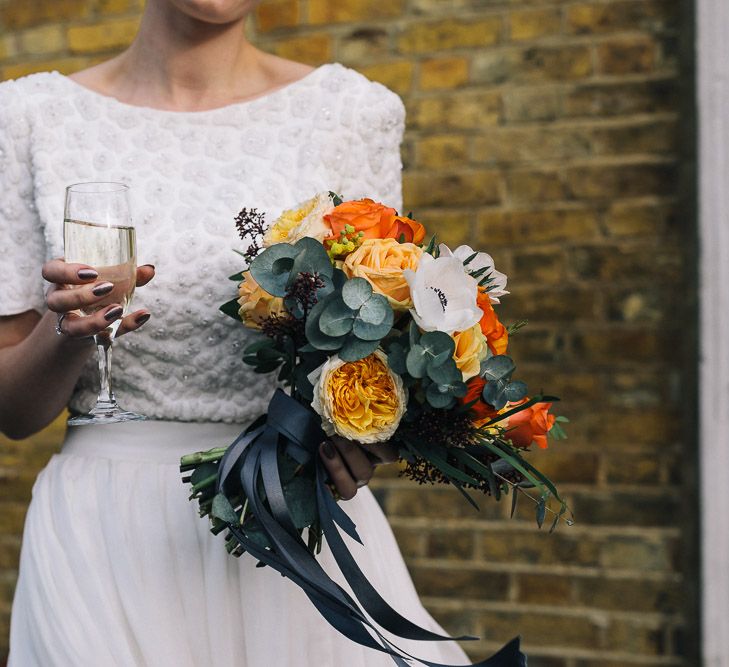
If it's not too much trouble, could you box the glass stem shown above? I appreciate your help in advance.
[94,331,117,408]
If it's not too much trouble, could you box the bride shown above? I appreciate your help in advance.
[0,0,471,665]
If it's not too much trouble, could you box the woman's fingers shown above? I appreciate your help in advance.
[331,436,375,487]
[42,258,99,286]
[46,281,116,314]
[319,441,358,501]
[135,264,155,287]
[116,310,151,337]
[365,441,400,465]
[58,304,124,338]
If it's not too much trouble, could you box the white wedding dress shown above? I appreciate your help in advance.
[0,64,470,666]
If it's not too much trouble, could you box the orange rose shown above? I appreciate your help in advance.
[459,377,499,422]
[387,215,426,245]
[505,399,555,450]
[477,290,508,355]
[342,238,423,310]
[237,271,286,329]
[325,198,398,241]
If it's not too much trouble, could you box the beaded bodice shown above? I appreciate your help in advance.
[0,64,405,422]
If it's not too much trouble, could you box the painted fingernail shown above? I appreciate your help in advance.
[141,264,155,271]
[78,269,98,280]
[321,441,337,459]
[92,282,114,297]
[135,313,151,326]
[104,306,124,321]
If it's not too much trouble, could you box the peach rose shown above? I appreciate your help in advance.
[342,238,423,310]
[452,323,489,381]
[237,271,286,329]
[477,290,509,355]
[505,399,555,450]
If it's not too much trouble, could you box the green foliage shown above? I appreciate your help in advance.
[481,355,528,410]
[304,277,395,361]
[250,237,333,298]
[220,297,241,322]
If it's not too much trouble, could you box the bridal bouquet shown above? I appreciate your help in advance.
[180,193,568,667]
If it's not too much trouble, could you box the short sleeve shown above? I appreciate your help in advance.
[0,79,47,315]
[339,80,406,212]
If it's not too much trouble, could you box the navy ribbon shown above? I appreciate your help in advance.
[214,389,526,667]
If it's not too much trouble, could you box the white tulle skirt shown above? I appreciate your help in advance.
[8,420,469,667]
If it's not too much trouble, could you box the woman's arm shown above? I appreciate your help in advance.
[0,261,155,439]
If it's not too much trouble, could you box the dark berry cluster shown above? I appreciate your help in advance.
[286,271,326,320]
[234,207,267,266]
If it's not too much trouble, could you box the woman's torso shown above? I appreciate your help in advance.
[0,63,405,422]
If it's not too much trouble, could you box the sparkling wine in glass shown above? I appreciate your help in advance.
[63,182,146,425]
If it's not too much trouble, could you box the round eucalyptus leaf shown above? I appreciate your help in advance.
[482,381,508,411]
[387,344,408,375]
[319,297,356,337]
[358,294,389,325]
[352,308,394,341]
[504,380,528,402]
[341,278,373,310]
[249,243,300,297]
[451,381,468,398]
[290,236,334,279]
[406,344,428,378]
[338,336,380,362]
[427,357,460,384]
[482,354,516,381]
[426,382,456,409]
[420,330,455,357]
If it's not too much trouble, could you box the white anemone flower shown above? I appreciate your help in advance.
[445,244,509,304]
[403,253,482,334]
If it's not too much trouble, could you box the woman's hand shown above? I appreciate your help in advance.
[42,258,155,338]
[319,436,399,501]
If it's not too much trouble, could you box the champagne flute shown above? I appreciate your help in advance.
[63,182,146,426]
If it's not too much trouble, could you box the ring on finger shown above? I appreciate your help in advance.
[55,312,68,336]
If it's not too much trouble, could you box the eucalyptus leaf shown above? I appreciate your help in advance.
[425,382,456,409]
[250,243,300,297]
[482,355,516,381]
[387,344,408,375]
[289,237,334,281]
[504,380,528,402]
[283,476,318,529]
[338,336,380,362]
[341,278,373,310]
[211,493,239,525]
[420,330,456,357]
[409,320,421,348]
[319,298,356,337]
[406,344,428,378]
[358,294,389,325]
[352,316,393,341]
[426,357,460,384]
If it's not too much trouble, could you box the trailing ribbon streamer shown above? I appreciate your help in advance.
[209,389,526,667]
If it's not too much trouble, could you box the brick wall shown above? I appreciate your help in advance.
[0,0,697,665]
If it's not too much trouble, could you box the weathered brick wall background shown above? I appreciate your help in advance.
[0,0,697,665]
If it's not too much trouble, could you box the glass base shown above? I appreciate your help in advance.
[67,404,147,426]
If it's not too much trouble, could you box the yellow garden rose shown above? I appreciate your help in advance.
[452,323,489,381]
[311,350,407,443]
[263,192,334,246]
[341,238,423,311]
[237,271,286,329]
